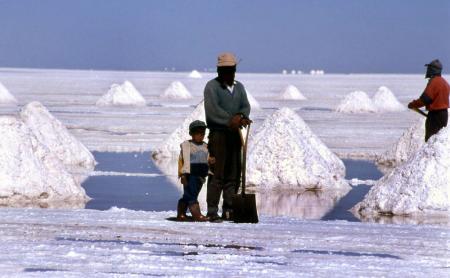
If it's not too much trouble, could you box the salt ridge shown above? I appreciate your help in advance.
[372,86,405,112]
[96,81,146,106]
[279,85,306,100]
[336,91,377,113]
[0,82,17,104]
[160,81,192,100]
[188,70,202,79]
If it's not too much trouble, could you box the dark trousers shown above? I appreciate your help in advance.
[207,129,242,215]
[181,175,205,205]
[425,109,448,142]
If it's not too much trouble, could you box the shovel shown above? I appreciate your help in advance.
[232,123,259,224]
[411,107,428,117]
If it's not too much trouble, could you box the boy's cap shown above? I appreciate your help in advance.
[217,52,237,67]
[189,120,207,133]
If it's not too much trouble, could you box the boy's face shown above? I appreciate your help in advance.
[191,128,205,143]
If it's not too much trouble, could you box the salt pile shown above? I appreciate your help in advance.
[21,102,96,170]
[96,81,146,106]
[246,107,349,191]
[335,91,377,113]
[160,81,192,100]
[372,86,405,112]
[353,126,450,217]
[278,85,306,100]
[245,90,261,110]
[188,70,202,78]
[376,118,425,167]
[152,101,205,158]
[0,82,17,104]
[0,116,89,207]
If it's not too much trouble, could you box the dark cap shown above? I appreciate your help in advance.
[189,120,207,134]
[425,59,443,70]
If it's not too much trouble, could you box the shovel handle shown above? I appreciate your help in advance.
[411,107,428,117]
[238,124,250,195]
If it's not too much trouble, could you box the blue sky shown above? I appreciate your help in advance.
[0,0,449,73]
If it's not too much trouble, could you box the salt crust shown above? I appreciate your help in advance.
[336,91,377,113]
[96,81,146,106]
[0,116,89,206]
[278,85,306,100]
[372,86,405,112]
[188,70,202,78]
[0,82,17,103]
[247,107,349,191]
[152,101,205,159]
[160,81,192,99]
[376,117,425,167]
[353,126,450,216]
[245,90,261,110]
[20,101,96,170]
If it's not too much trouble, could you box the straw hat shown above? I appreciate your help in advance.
[217,52,237,67]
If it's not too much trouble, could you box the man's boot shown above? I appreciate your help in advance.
[177,200,188,221]
[188,202,208,222]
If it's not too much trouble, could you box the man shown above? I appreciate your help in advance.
[408,59,450,142]
[204,52,251,221]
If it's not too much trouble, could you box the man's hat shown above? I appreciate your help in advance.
[217,52,237,67]
[189,120,207,134]
[425,59,443,70]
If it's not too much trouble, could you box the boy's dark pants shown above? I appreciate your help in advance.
[207,129,242,216]
[181,175,205,205]
[425,109,448,142]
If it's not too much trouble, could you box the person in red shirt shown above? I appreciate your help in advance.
[408,59,450,141]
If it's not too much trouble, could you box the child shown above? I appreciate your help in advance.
[177,120,214,221]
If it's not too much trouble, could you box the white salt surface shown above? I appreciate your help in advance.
[247,108,349,191]
[278,85,306,100]
[96,80,146,106]
[188,70,202,78]
[336,91,377,113]
[354,126,450,217]
[0,116,89,207]
[21,102,96,170]
[152,101,205,158]
[160,81,193,99]
[245,90,261,110]
[376,117,425,167]
[0,208,447,276]
[0,82,17,104]
[372,86,406,112]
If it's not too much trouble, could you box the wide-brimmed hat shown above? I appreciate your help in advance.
[217,52,237,67]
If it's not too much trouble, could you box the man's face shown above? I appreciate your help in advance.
[218,66,236,86]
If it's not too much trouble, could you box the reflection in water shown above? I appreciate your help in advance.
[354,212,450,226]
[255,189,349,219]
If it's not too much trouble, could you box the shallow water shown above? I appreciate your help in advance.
[82,152,384,222]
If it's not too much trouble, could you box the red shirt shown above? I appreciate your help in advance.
[424,76,450,111]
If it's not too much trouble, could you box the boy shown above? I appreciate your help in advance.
[177,120,214,221]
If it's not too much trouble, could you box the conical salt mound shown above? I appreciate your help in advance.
[96,81,146,106]
[188,70,202,78]
[160,81,193,100]
[0,82,17,104]
[279,85,306,100]
[376,117,425,167]
[247,107,349,191]
[21,102,96,170]
[152,101,206,158]
[0,116,89,207]
[353,126,450,217]
[372,86,405,112]
[336,91,377,113]
[245,90,261,110]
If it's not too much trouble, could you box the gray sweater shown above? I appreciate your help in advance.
[204,78,251,130]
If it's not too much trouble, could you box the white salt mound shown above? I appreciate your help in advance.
[247,107,349,191]
[96,81,146,106]
[353,126,450,216]
[279,85,306,100]
[188,70,202,78]
[336,91,377,113]
[376,118,425,167]
[245,90,261,110]
[0,116,89,206]
[160,81,193,100]
[152,101,206,158]
[21,102,96,170]
[372,86,405,112]
[0,82,17,104]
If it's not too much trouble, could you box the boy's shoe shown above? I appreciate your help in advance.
[188,203,209,222]
[221,210,233,221]
[176,200,188,221]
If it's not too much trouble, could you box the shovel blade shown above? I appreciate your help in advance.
[232,194,259,223]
